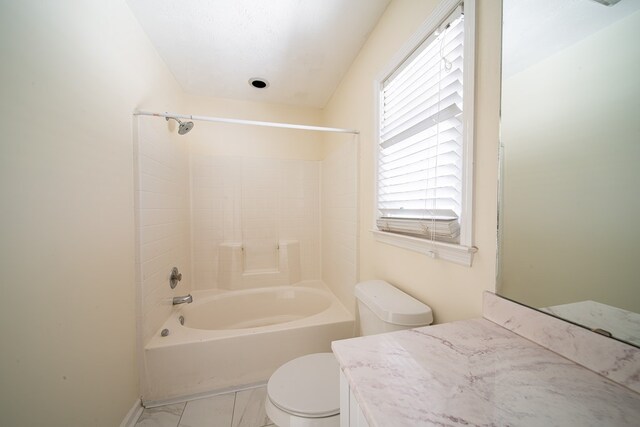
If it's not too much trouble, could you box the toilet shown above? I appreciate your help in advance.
[265,280,433,426]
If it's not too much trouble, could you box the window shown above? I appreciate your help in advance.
[374,0,476,266]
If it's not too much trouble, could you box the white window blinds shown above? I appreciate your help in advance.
[377,6,464,244]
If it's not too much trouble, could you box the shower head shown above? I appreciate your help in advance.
[178,120,194,135]
[166,116,194,135]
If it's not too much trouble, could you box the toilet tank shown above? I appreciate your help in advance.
[355,280,433,336]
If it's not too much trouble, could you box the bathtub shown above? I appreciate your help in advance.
[143,280,354,405]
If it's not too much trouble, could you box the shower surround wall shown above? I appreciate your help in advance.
[135,117,192,345]
[191,156,321,290]
[322,139,359,312]
[135,95,358,332]
[135,112,358,401]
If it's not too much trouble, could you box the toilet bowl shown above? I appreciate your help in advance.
[266,353,340,427]
[265,280,433,426]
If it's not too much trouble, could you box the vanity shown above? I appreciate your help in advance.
[333,292,640,426]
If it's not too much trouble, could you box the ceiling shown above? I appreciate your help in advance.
[126,0,391,108]
[503,0,640,78]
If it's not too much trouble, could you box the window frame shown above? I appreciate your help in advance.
[372,0,476,266]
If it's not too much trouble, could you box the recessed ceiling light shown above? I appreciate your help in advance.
[249,78,269,89]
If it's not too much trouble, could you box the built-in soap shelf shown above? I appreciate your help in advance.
[217,240,301,289]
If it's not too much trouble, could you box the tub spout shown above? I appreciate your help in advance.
[173,294,193,305]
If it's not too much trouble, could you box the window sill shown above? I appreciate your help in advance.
[371,229,477,267]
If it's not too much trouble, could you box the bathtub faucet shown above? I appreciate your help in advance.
[172,294,193,305]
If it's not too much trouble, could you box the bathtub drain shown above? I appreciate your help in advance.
[179,315,185,325]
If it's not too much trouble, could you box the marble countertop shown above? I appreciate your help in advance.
[332,318,640,426]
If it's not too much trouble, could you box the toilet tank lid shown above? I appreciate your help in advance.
[355,280,433,326]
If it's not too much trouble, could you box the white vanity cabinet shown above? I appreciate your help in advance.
[339,370,370,427]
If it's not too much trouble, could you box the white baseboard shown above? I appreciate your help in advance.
[142,381,267,408]
[120,398,143,427]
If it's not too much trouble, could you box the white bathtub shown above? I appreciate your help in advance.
[143,280,354,405]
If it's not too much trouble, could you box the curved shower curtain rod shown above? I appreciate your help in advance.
[134,110,359,135]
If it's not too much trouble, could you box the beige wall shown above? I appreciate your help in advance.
[500,11,640,312]
[0,1,185,425]
[322,0,502,322]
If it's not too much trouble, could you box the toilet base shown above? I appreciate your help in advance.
[265,397,339,427]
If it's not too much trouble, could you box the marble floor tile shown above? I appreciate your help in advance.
[232,387,272,427]
[136,402,185,427]
[179,393,235,427]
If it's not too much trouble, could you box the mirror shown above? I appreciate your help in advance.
[498,0,640,347]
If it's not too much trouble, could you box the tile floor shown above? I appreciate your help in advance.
[135,386,274,427]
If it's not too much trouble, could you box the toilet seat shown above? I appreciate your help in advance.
[267,353,340,418]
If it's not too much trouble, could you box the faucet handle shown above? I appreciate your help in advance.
[170,267,182,289]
